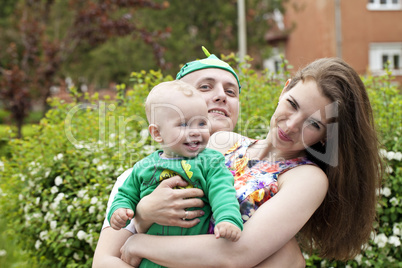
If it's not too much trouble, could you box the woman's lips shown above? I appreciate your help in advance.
[278,127,292,142]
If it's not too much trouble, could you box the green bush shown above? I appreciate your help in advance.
[0,61,401,267]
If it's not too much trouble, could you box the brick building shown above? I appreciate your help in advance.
[265,0,402,85]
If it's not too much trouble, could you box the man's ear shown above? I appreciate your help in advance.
[149,124,163,143]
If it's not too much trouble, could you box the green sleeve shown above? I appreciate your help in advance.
[204,150,243,230]
[107,164,142,225]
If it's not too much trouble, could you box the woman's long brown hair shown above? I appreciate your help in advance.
[286,58,383,260]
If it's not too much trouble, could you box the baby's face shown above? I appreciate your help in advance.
[157,94,210,158]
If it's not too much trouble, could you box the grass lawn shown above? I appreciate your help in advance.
[0,124,38,158]
[0,124,37,139]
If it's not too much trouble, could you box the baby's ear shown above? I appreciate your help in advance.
[148,124,163,143]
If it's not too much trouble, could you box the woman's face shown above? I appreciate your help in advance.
[270,79,332,156]
[180,68,240,134]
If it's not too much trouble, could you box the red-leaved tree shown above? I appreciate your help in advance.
[0,0,169,138]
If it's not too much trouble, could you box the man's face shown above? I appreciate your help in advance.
[180,68,240,134]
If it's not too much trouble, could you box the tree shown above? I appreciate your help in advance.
[0,0,169,138]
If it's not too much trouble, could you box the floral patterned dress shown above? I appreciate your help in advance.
[209,136,316,232]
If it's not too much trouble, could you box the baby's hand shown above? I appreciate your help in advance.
[110,208,134,230]
[214,221,241,242]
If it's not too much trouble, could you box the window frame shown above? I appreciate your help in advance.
[367,0,402,10]
[369,42,402,76]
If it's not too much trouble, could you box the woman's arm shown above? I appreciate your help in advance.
[120,165,328,268]
[92,228,134,268]
[254,238,305,268]
[94,171,206,265]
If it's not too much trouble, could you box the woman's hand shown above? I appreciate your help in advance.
[134,176,205,233]
[120,235,143,267]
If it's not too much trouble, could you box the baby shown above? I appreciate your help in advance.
[108,81,242,246]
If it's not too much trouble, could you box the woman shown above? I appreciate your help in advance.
[93,50,305,267]
[117,58,383,267]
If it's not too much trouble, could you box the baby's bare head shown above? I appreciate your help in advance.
[145,80,201,124]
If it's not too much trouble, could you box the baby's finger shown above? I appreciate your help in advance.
[126,209,134,220]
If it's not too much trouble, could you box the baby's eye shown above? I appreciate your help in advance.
[199,121,207,127]
[179,122,188,127]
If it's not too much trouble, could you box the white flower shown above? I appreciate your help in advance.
[90,197,98,205]
[64,231,73,238]
[388,236,401,247]
[97,164,108,171]
[35,240,42,250]
[44,212,54,222]
[355,254,363,265]
[20,174,26,181]
[0,249,6,256]
[50,186,59,194]
[393,223,402,237]
[73,252,81,260]
[0,161,4,171]
[89,206,95,214]
[140,129,149,139]
[390,197,399,206]
[379,149,387,158]
[143,145,156,155]
[394,152,402,161]
[77,230,87,240]
[53,154,63,161]
[50,221,57,230]
[385,165,393,174]
[55,193,65,202]
[92,158,100,164]
[54,176,63,186]
[373,233,388,248]
[39,230,48,241]
[381,187,391,197]
[77,190,86,198]
[386,151,395,160]
[75,144,84,149]
[67,205,73,213]
[35,197,40,205]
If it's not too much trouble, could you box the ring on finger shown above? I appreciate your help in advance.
[182,211,189,220]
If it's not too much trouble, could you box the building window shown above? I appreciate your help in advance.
[263,47,285,76]
[369,43,402,75]
[367,0,402,10]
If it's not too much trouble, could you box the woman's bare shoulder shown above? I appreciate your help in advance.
[279,164,328,194]
[207,131,242,154]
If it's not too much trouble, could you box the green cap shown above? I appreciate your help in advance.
[176,46,241,92]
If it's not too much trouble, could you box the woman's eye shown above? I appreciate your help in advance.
[310,121,320,130]
[287,99,297,109]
